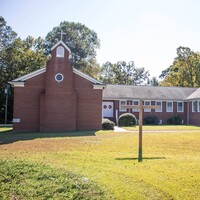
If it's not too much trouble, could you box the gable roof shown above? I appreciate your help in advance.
[103,84,197,101]
[51,40,71,54]
[9,67,104,86]
[186,88,200,100]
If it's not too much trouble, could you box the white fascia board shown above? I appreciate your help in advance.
[186,97,200,101]
[51,41,71,54]
[102,97,187,101]
[12,68,46,82]
[8,81,25,87]
[73,68,103,84]
[93,84,106,90]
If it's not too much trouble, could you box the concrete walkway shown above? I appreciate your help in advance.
[114,126,128,132]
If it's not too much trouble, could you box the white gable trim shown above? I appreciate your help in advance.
[8,81,25,87]
[9,67,105,87]
[13,68,46,82]
[73,68,103,84]
[93,84,106,89]
[51,40,71,54]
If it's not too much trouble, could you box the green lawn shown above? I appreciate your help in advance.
[0,127,200,199]
[0,126,12,132]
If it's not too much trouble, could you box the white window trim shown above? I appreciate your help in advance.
[166,101,173,112]
[177,101,184,112]
[192,101,196,112]
[55,73,64,82]
[132,99,140,112]
[198,100,200,112]
[119,100,127,112]
[56,46,64,57]
[155,101,162,112]
[144,100,151,112]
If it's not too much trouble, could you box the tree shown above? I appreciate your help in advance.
[0,16,17,48]
[160,46,200,87]
[0,17,48,123]
[147,77,159,86]
[45,21,100,71]
[100,61,150,85]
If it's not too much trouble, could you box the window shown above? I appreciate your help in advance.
[55,73,64,82]
[144,101,151,112]
[132,99,140,112]
[155,101,162,112]
[192,101,196,112]
[56,46,64,57]
[177,101,184,112]
[198,101,200,112]
[119,100,127,112]
[166,101,173,112]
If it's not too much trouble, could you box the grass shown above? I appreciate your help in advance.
[123,125,200,131]
[0,159,107,200]
[0,126,12,133]
[0,126,200,199]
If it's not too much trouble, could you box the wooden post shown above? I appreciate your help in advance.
[138,99,143,162]
[122,102,159,162]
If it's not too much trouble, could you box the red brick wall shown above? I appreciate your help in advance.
[13,73,45,132]
[104,100,188,124]
[74,74,102,130]
[13,43,103,132]
[39,44,77,132]
[188,101,200,125]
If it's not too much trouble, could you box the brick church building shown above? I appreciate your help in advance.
[9,41,105,132]
[10,41,200,132]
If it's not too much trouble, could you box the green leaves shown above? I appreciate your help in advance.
[160,46,200,87]
[45,21,100,67]
[100,61,150,85]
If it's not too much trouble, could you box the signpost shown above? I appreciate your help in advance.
[4,85,10,124]
[122,99,159,162]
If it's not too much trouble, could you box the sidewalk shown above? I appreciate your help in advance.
[114,126,128,132]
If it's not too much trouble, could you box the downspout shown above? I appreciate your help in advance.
[187,100,189,125]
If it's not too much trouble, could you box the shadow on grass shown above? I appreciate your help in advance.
[0,130,97,145]
[115,157,166,161]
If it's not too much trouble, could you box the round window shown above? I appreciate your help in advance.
[55,73,64,82]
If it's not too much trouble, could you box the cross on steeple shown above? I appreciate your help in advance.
[58,29,66,41]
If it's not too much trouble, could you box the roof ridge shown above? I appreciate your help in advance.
[106,84,197,89]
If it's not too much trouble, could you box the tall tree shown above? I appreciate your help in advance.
[0,17,48,123]
[147,76,159,86]
[0,16,17,48]
[160,46,200,87]
[45,21,100,74]
[100,61,150,85]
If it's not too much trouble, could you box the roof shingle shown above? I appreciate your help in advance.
[103,84,197,101]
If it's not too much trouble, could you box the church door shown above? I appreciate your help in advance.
[102,102,114,118]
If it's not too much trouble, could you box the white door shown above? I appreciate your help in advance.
[102,102,114,117]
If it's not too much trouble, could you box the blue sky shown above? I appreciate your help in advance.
[1,0,200,78]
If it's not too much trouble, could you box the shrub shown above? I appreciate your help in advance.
[118,113,136,127]
[102,118,115,130]
[167,115,183,125]
[143,116,160,125]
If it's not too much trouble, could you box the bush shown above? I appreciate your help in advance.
[102,118,115,130]
[118,113,136,127]
[143,116,160,125]
[167,115,183,125]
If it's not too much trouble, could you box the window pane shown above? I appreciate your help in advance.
[144,101,151,112]
[120,100,126,111]
[155,101,162,112]
[177,102,183,112]
[56,46,64,57]
[132,100,139,112]
[167,101,173,112]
